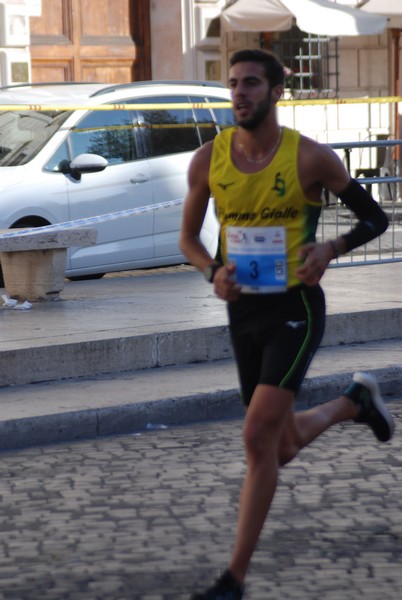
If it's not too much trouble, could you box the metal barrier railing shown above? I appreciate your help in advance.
[319,139,402,267]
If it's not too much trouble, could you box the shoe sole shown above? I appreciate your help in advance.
[353,372,395,442]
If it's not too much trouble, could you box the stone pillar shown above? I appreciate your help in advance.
[1,248,67,301]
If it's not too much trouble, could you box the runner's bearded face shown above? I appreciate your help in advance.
[235,90,272,131]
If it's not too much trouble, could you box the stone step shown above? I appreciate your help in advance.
[0,337,401,451]
[0,306,400,388]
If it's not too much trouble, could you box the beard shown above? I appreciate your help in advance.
[235,93,272,131]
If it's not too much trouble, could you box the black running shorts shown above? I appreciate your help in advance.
[227,284,326,406]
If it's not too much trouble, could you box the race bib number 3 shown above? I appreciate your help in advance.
[226,226,287,293]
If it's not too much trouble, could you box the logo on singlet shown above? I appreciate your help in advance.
[218,181,235,191]
[272,172,286,197]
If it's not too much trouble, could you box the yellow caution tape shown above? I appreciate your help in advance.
[0,102,232,111]
[0,97,401,112]
[278,96,402,107]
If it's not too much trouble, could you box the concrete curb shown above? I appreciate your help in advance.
[1,365,401,452]
[1,308,401,388]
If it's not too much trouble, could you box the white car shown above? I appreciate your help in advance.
[0,81,234,281]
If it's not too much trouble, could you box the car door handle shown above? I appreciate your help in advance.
[130,174,149,184]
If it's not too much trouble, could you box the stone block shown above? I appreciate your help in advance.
[0,227,97,302]
[0,227,97,252]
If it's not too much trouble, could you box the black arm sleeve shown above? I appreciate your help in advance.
[337,179,388,252]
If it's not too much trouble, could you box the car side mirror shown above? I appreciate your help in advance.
[68,153,109,181]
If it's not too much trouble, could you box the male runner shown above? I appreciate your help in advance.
[180,48,394,600]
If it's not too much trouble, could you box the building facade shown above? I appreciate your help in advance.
[0,0,400,175]
[0,0,151,84]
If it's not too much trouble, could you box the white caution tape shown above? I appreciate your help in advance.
[0,197,184,239]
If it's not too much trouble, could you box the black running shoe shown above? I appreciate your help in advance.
[190,569,244,600]
[344,372,394,442]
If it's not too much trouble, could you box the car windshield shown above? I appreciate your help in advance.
[0,109,72,166]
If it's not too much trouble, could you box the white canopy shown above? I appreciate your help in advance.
[361,0,402,28]
[221,0,388,36]
[221,0,292,32]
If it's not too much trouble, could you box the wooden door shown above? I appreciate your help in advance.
[29,0,151,83]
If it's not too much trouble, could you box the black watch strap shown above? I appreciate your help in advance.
[203,263,221,283]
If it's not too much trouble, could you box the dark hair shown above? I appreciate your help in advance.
[229,49,285,87]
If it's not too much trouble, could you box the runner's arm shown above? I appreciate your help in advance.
[300,140,388,257]
[180,144,241,301]
[337,178,388,252]
[179,143,217,272]
[297,141,388,285]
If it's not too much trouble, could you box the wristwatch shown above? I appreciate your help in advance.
[203,263,221,283]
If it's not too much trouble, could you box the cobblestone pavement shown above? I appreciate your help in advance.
[0,401,401,600]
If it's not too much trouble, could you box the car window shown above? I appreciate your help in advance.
[136,95,201,158]
[207,95,235,131]
[44,140,70,173]
[189,95,218,144]
[0,109,71,166]
[68,108,138,165]
[190,95,235,144]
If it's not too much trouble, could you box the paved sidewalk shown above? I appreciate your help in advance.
[2,261,402,350]
[1,262,402,391]
[0,405,400,600]
[0,262,401,450]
